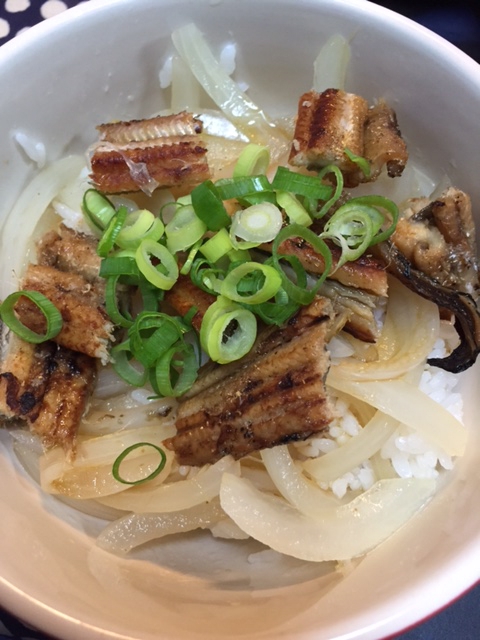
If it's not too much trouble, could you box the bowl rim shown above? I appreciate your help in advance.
[0,1,480,640]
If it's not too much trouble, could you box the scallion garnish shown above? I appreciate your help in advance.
[344,147,371,178]
[97,206,128,257]
[190,180,230,231]
[112,442,167,485]
[199,227,233,263]
[0,290,63,343]
[82,189,116,231]
[116,209,165,250]
[165,204,207,254]
[135,239,178,290]
[220,262,282,305]
[232,143,270,177]
[271,166,333,200]
[200,295,257,364]
[229,202,283,247]
[153,341,199,397]
[272,224,332,305]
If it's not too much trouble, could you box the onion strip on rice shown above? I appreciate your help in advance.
[97,455,240,513]
[332,278,440,380]
[220,472,436,562]
[302,410,400,483]
[327,373,467,456]
[260,446,339,516]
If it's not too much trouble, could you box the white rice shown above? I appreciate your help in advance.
[296,341,463,499]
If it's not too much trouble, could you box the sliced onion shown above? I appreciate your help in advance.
[220,473,436,561]
[260,446,338,516]
[327,373,467,457]
[313,34,351,93]
[98,456,239,513]
[171,23,289,157]
[0,155,85,297]
[302,411,399,483]
[96,500,224,555]
[332,278,439,380]
[40,424,176,499]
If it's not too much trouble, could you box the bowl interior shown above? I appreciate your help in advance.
[0,1,479,639]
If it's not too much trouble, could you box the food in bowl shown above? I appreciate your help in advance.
[0,20,478,568]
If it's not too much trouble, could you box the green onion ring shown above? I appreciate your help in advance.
[135,239,179,290]
[220,262,282,304]
[191,180,230,231]
[200,295,257,364]
[233,143,270,177]
[111,340,148,387]
[112,442,167,485]
[272,224,332,305]
[154,341,199,397]
[0,290,63,343]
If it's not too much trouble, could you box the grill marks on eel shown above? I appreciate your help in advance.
[0,225,105,454]
[167,297,334,466]
[89,112,210,194]
[289,89,408,188]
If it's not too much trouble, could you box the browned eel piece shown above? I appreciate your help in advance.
[89,112,211,194]
[167,297,334,466]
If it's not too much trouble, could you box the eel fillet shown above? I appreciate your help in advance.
[167,297,334,466]
[289,89,408,187]
[89,112,211,194]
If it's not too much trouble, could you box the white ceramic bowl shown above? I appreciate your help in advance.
[0,1,479,639]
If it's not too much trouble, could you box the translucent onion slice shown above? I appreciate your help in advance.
[327,373,467,456]
[332,278,439,380]
[260,446,338,516]
[171,23,289,157]
[313,34,351,93]
[302,410,399,483]
[220,473,436,562]
[0,155,85,297]
[96,500,225,555]
[98,455,239,513]
[40,424,176,499]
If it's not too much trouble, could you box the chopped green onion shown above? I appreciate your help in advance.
[190,258,225,295]
[220,262,282,304]
[180,239,203,275]
[82,189,116,230]
[116,209,165,250]
[112,442,167,485]
[165,204,207,253]
[153,341,199,397]
[99,255,140,279]
[320,195,399,269]
[271,166,332,200]
[276,191,313,227]
[191,180,230,231]
[128,311,186,368]
[227,247,251,263]
[0,290,63,343]
[249,286,300,326]
[272,224,332,305]
[200,295,257,364]
[230,203,283,247]
[135,239,178,290]
[199,227,233,263]
[344,147,371,178]
[215,175,272,201]
[315,165,344,218]
[105,275,133,328]
[233,144,270,177]
[97,206,128,257]
[111,339,148,387]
